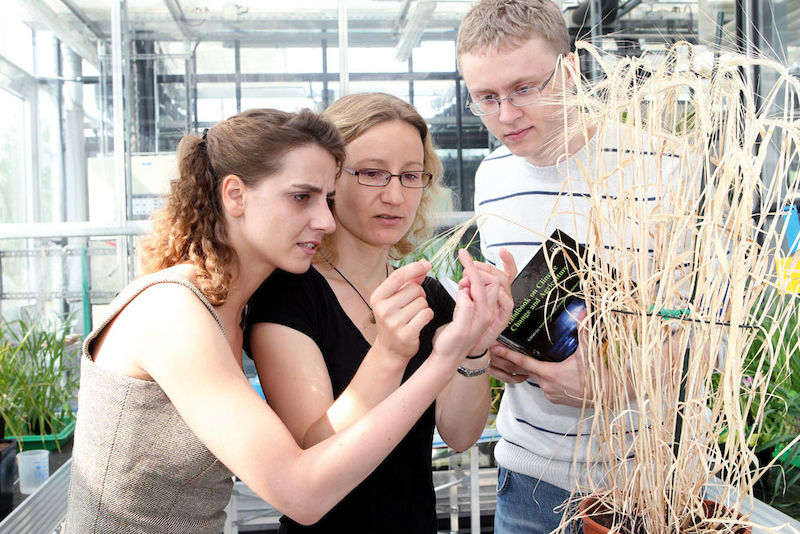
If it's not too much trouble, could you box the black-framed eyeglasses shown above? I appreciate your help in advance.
[465,67,557,117]
[343,167,432,189]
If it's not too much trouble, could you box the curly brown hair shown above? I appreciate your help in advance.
[320,93,446,263]
[140,108,345,305]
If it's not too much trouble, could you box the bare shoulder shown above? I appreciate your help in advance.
[92,279,223,380]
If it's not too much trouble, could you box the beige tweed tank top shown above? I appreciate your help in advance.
[64,274,234,534]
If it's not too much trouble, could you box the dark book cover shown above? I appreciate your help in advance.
[498,230,586,362]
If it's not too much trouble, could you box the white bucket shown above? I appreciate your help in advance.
[16,449,50,494]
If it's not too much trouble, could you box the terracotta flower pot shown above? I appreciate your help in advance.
[580,495,752,534]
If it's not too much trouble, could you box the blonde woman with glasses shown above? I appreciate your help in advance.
[245,93,514,533]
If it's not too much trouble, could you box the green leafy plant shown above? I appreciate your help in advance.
[754,383,800,517]
[397,220,482,280]
[738,294,800,516]
[0,314,80,451]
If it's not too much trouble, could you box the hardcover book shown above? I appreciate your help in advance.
[498,230,587,362]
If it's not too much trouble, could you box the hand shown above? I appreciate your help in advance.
[489,309,593,407]
[370,260,434,360]
[466,248,516,355]
[431,250,495,366]
[487,342,530,384]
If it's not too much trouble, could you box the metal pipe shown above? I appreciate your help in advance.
[235,40,242,114]
[408,54,414,105]
[455,76,465,209]
[58,0,105,40]
[616,0,643,20]
[322,35,329,108]
[111,0,132,283]
[154,57,160,152]
[588,0,601,80]
[338,0,349,96]
[0,221,151,240]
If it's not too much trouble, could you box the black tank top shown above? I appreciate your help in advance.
[245,266,454,533]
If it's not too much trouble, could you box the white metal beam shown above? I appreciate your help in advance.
[16,0,99,68]
[395,0,437,61]
[0,221,151,240]
[338,0,349,96]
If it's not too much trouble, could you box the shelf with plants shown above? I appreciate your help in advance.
[0,314,80,453]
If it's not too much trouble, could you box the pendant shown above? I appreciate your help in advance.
[369,312,376,324]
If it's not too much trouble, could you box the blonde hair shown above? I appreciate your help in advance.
[140,108,345,305]
[456,0,570,60]
[321,92,446,262]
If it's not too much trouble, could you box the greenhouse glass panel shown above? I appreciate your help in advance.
[0,89,26,224]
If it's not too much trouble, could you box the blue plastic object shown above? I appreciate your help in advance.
[249,376,266,401]
[783,203,800,254]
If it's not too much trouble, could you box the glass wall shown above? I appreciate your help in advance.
[0,89,26,225]
[1,0,799,327]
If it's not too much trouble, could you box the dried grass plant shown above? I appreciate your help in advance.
[562,40,800,534]
[430,40,800,533]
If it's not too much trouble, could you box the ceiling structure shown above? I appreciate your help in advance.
[19,0,708,70]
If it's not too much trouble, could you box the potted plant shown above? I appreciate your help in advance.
[550,41,800,534]
[430,41,800,531]
[752,383,800,518]
[738,295,800,518]
[0,313,80,452]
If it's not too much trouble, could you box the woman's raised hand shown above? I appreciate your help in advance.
[431,250,499,364]
[464,248,516,354]
[370,260,434,360]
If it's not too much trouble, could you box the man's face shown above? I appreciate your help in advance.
[460,37,571,166]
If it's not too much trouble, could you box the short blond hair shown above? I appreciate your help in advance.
[321,93,446,263]
[456,0,570,61]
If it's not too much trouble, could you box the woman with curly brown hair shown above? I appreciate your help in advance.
[63,107,499,534]
[245,94,515,533]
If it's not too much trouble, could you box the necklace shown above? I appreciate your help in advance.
[325,259,389,324]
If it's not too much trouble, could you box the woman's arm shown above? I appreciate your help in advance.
[123,254,493,525]
[249,261,435,447]
[249,324,409,447]
[433,354,493,452]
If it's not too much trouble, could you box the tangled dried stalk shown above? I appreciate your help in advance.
[560,41,800,534]
[431,39,800,533]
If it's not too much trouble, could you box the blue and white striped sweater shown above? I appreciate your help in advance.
[475,124,681,491]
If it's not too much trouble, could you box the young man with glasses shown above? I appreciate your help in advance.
[456,1,686,532]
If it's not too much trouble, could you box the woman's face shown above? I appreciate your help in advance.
[334,120,425,248]
[236,143,337,274]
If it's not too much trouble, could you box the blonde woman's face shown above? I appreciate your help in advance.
[334,119,425,248]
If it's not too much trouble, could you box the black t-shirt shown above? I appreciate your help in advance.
[244,266,455,533]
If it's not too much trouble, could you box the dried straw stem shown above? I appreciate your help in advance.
[563,41,800,533]
[431,40,800,534]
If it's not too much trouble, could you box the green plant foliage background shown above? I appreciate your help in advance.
[0,314,80,450]
[715,294,800,517]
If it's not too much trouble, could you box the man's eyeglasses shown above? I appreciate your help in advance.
[465,68,556,117]
[343,167,432,189]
